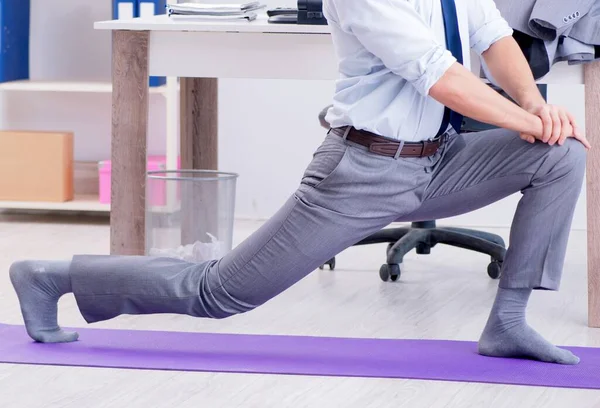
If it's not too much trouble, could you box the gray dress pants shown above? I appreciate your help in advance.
[70,128,586,323]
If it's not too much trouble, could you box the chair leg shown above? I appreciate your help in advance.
[354,227,412,246]
[387,229,430,264]
[441,227,505,247]
[325,223,506,279]
[429,229,506,261]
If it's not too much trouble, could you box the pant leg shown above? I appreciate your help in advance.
[399,128,587,290]
[71,134,424,323]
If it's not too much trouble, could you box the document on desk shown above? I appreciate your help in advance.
[167,2,264,21]
[167,2,264,14]
[169,12,258,21]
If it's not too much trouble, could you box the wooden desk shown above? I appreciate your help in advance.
[94,14,600,327]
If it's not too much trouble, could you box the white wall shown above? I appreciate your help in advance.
[3,0,587,230]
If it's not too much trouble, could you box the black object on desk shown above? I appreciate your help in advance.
[268,14,298,24]
[267,7,298,23]
[298,0,327,25]
[267,0,327,25]
[267,7,297,17]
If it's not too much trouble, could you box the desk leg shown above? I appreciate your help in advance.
[110,30,149,255]
[180,78,218,245]
[585,62,600,327]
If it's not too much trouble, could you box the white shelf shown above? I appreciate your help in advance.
[0,77,180,215]
[0,80,168,94]
[0,194,110,213]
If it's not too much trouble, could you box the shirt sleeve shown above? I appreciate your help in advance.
[467,0,513,55]
[331,0,456,97]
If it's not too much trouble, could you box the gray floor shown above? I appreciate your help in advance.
[0,212,599,408]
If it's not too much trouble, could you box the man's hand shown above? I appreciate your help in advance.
[519,104,591,150]
[480,38,590,149]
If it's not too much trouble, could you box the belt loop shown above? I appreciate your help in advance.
[342,126,351,141]
[394,140,405,160]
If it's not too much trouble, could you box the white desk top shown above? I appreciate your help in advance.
[96,14,584,85]
[94,14,331,34]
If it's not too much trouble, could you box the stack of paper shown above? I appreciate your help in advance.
[167,2,266,21]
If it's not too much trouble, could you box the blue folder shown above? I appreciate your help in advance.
[0,0,30,83]
[112,0,138,20]
[139,0,167,87]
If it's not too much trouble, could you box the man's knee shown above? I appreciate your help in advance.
[542,139,587,180]
[199,265,261,319]
[560,138,587,177]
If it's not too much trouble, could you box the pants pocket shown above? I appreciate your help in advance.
[301,135,349,189]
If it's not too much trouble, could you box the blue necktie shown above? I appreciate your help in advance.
[436,0,463,136]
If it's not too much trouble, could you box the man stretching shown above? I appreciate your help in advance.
[10,0,589,364]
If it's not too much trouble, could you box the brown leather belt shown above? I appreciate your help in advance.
[330,126,445,158]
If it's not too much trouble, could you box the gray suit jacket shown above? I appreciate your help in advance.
[494,0,598,44]
[491,0,599,80]
[569,1,600,46]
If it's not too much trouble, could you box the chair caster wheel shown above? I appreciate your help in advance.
[487,260,502,279]
[319,257,336,270]
[379,264,401,282]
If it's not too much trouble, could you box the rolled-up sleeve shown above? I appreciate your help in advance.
[334,0,456,96]
[467,0,513,55]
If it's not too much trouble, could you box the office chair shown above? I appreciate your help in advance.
[316,106,507,282]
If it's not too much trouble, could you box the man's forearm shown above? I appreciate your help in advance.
[429,62,543,137]
[481,36,545,110]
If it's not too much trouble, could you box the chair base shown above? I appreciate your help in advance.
[320,221,507,282]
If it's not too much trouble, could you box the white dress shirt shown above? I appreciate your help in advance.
[322,0,513,141]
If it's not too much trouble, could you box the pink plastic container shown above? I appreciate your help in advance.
[98,156,180,205]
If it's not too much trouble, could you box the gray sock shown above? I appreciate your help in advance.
[478,287,579,365]
[10,260,79,343]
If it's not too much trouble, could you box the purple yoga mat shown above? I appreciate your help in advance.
[0,323,598,389]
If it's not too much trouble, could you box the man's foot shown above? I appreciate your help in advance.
[478,321,579,364]
[10,260,79,343]
[478,287,579,365]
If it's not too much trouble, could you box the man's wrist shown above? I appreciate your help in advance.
[524,113,543,138]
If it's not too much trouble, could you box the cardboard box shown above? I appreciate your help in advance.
[0,131,73,202]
